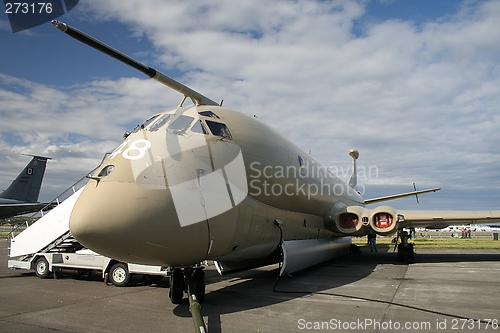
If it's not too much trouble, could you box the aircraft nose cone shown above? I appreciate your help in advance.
[70,182,209,266]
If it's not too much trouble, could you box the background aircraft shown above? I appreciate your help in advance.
[0,155,52,219]
[439,224,500,233]
[52,21,500,325]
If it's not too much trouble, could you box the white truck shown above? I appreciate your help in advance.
[8,186,168,287]
[9,248,168,287]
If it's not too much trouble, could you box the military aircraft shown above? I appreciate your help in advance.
[52,20,500,331]
[0,155,52,219]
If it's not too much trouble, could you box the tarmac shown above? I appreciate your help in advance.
[1,239,499,333]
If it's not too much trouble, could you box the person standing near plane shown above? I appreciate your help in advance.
[367,233,377,252]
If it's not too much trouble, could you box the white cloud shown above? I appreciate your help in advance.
[0,74,177,142]
[0,74,180,200]
[2,0,499,209]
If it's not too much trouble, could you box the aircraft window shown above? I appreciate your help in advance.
[142,115,159,128]
[130,115,161,135]
[198,111,220,119]
[168,115,194,134]
[206,120,232,139]
[130,125,141,135]
[149,114,172,132]
[97,165,114,177]
[191,120,208,134]
[298,155,305,168]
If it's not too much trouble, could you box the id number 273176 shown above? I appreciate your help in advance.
[5,2,53,14]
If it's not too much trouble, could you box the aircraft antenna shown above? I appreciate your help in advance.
[413,182,420,204]
[51,20,219,107]
[348,149,359,190]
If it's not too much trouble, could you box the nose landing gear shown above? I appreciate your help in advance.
[169,266,206,304]
[169,266,207,333]
[169,268,185,304]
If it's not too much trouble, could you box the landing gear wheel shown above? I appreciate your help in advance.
[397,233,415,262]
[397,243,405,262]
[169,268,184,304]
[407,243,415,261]
[193,269,206,303]
[35,257,50,279]
[109,263,131,287]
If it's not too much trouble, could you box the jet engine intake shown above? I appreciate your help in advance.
[333,206,398,236]
[369,206,397,236]
[335,206,368,235]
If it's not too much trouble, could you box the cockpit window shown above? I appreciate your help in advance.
[130,125,140,135]
[191,120,208,134]
[206,120,232,139]
[149,114,172,132]
[130,115,161,134]
[142,115,159,128]
[198,111,220,119]
[167,115,194,134]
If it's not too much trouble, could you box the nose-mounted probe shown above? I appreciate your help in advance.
[51,20,219,108]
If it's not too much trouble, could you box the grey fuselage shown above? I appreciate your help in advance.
[69,105,364,267]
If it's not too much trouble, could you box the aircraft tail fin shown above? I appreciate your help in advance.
[0,155,51,202]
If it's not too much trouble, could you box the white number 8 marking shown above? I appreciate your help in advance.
[110,139,152,160]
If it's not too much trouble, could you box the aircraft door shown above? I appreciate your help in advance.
[201,138,248,257]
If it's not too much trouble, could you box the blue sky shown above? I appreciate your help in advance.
[1,0,499,211]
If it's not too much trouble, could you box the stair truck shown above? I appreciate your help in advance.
[7,185,168,287]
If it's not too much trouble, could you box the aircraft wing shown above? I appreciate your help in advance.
[364,188,440,204]
[395,209,500,229]
[0,202,56,219]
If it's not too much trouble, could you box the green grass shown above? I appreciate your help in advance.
[352,235,500,249]
[2,226,499,250]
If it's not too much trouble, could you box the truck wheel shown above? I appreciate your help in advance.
[109,263,131,287]
[35,257,50,279]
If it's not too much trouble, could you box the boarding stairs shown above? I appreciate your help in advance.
[8,156,106,261]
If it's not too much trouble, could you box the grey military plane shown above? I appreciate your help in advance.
[0,155,52,219]
[52,21,500,330]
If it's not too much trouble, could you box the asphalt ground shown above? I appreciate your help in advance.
[1,239,499,333]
